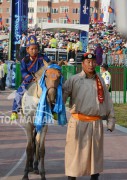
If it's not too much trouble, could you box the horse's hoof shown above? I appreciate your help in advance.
[22,176,29,180]
[29,166,34,172]
[34,169,39,174]
[41,177,46,180]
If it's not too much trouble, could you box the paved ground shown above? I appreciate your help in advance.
[0,88,127,180]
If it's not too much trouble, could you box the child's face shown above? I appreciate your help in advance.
[26,45,38,57]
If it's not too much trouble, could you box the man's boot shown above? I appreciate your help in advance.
[90,173,99,180]
[68,176,76,180]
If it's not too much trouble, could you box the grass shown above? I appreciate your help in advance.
[114,103,127,128]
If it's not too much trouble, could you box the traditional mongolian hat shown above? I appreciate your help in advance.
[81,52,96,61]
[26,35,38,47]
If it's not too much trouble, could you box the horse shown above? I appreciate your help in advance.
[21,60,64,180]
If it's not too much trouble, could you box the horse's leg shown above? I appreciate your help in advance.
[39,125,48,180]
[33,129,40,174]
[22,122,34,180]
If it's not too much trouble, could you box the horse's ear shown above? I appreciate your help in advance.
[58,60,65,66]
[43,59,49,68]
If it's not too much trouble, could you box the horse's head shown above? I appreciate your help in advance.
[43,60,63,109]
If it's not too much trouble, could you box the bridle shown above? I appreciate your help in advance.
[44,70,61,109]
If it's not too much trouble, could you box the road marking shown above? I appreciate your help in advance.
[0,122,27,180]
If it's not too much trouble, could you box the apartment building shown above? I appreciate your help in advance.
[0,0,101,29]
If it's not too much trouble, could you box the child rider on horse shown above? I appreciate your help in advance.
[10,35,50,120]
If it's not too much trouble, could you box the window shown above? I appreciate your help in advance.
[73,0,79,2]
[37,0,50,1]
[60,0,69,1]
[28,0,34,2]
[37,6,49,13]
[0,8,2,13]
[72,20,79,24]
[28,7,34,13]
[72,8,79,13]
[51,8,58,14]
[52,19,57,23]
[60,7,69,13]
[38,18,48,23]
[6,19,9,23]
[6,0,10,2]
[42,18,48,22]
[0,0,3,3]
[6,8,10,13]
[52,0,59,2]
[59,18,67,24]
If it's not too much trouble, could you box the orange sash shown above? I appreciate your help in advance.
[72,113,101,122]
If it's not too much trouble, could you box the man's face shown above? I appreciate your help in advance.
[100,67,105,73]
[26,45,38,57]
[82,59,96,74]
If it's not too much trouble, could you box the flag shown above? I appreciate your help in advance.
[108,6,114,13]
[65,12,71,23]
[29,16,33,24]
[94,12,98,23]
[100,10,104,22]
[0,16,2,25]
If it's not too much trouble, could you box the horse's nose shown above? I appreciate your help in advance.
[47,88,57,105]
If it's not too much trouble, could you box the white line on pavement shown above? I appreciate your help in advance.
[0,121,27,180]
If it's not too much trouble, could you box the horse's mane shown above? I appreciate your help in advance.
[48,61,58,65]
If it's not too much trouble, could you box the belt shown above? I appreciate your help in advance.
[72,113,101,122]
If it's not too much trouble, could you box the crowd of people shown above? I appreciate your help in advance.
[0,21,127,66]
[1,21,127,91]
[88,21,127,66]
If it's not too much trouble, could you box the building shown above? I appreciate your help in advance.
[0,0,10,29]
[0,0,101,29]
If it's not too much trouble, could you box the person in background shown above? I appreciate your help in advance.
[71,40,76,59]
[0,60,4,90]
[100,63,111,92]
[63,53,115,180]
[49,34,58,48]
[1,59,7,90]
[20,32,27,60]
[94,43,103,65]
[75,37,83,54]
[67,39,72,61]
[0,43,3,59]
[10,35,50,120]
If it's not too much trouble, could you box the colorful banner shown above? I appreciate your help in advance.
[101,0,110,24]
[10,0,28,61]
[80,0,90,52]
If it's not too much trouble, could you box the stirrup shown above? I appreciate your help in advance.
[10,112,18,120]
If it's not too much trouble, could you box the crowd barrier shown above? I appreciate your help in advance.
[5,60,127,104]
[44,48,83,62]
[103,54,127,66]
[62,65,127,104]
